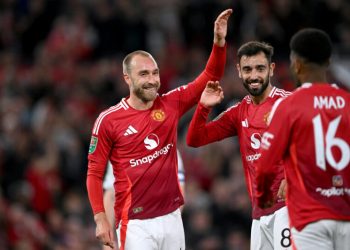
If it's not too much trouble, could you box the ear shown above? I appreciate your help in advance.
[295,57,303,74]
[236,63,242,78]
[269,62,275,77]
[124,74,131,86]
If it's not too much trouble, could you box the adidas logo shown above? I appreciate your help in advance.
[124,125,138,136]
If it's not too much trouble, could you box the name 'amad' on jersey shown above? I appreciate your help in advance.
[314,96,346,109]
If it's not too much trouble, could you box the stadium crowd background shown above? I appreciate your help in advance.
[0,0,349,249]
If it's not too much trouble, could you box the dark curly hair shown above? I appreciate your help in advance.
[290,28,332,65]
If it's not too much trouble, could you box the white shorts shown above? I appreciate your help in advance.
[291,219,350,250]
[251,206,291,250]
[117,209,185,250]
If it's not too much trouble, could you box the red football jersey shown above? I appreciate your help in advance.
[86,45,226,226]
[187,87,290,219]
[256,83,350,230]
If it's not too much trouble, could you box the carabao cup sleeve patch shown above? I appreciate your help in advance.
[89,136,98,154]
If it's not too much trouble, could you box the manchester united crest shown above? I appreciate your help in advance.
[263,112,271,125]
[151,109,165,121]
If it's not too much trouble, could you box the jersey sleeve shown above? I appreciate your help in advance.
[187,103,238,147]
[163,44,227,116]
[86,115,113,214]
[256,98,292,207]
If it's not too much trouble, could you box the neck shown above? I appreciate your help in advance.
[251,84,273,105]
[300,73,328,85]
[127,95,154,110]
[299,64,328,85]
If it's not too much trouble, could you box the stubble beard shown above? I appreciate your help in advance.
[133,84,160,103]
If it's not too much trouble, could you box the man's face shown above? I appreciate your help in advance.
[126,55,161,102]
[237,52,274,96]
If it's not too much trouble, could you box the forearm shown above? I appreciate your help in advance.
[103,188,115,227]
[87,160,105,214]
[187,103,213,147]
[205,44,226,80]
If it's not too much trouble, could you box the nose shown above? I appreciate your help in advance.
[250,69,260,79]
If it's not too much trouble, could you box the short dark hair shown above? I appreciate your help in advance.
[237,41,274,63]
[290,28,332,65]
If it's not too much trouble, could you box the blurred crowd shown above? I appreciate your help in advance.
[0,0,350,249]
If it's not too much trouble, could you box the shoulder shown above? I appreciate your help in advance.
[92,100,128,135]
[268,94,292,125]
[219,96,253,117]
[269,86,292,99]
[97,99,129,119]
[161,85,186,98]
[225,96,249,112]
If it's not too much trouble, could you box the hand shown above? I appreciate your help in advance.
[257,192,275,209]
[95,212,115,249]
[277,179,287,201]
[200,81,224,108]
[214,8,233,47]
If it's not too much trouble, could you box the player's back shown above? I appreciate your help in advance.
[287,83,350,174]
[282,83,350,229]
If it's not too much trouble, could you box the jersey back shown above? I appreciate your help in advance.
[267,83,350,229]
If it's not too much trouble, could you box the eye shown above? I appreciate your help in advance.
[257,66,266,72]
[242,67,252,73]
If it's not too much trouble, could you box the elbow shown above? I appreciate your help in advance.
[186,136,201,148]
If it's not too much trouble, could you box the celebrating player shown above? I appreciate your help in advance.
[86,9,232,250]
[187,41,291,250]
[256,28,350,250]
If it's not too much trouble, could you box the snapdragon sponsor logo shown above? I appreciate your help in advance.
[130,143,174,167]
[245,133,263,162]
[144,134,159,150]
[250,133,261,149]
[246,153,261,162]
[316,187,350,197]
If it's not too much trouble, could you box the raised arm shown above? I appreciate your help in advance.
[214,9,232,47]
[204,8,232,79]
[187,81,235,147]
[175,9,232,115]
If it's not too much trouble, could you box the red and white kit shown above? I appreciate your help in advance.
[256,83,350,249]
[187,87,290,219]
[187,87,291,249]
[86,44,226,249]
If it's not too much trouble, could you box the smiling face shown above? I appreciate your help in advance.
[236,51,274,97]
[125,54,161,103]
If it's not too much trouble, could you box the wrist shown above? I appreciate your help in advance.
[199,102,212,110]
[214,38,225,47]
[94,212,107,222]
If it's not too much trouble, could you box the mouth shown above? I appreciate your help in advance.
[248,82,262,89]
[143,82,160,91]
[142,85,159,97]
[143,86,157,92]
